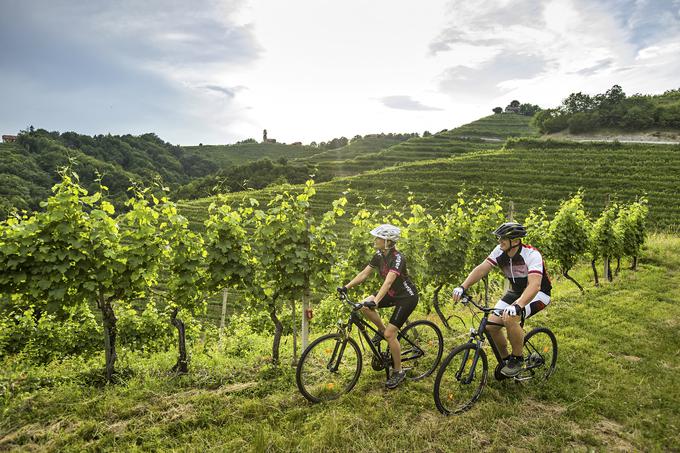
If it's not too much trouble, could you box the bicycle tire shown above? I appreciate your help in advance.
[520,327,557,383]
[296,333,362,403]
[398,320,444,381]
[433,343,488,415]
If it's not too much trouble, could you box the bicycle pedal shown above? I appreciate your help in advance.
[513,372,533,382]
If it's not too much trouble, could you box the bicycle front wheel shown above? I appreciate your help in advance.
[398,320,444,381]
[433,343,488,415]
[520,327,557,383]
[296,333,362,403]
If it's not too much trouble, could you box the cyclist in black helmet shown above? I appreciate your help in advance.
[337,223,419,389]
[452,222,552,376]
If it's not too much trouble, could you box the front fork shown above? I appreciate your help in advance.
[328,319,353,372]
[455,324,488,384]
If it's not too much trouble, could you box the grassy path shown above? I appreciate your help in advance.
[1,234,679,451]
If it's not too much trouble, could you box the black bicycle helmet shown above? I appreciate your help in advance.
[492,222,527,239]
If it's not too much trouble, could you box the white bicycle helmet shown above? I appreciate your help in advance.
[369,224,401,243]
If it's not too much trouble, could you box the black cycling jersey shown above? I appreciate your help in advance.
[486,243,552,295]
[368,248,418,298]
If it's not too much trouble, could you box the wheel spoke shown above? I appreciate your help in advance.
[398,320,443,381]
[519,327,557,383]
[296,334,362,403]
[434,344,487,415]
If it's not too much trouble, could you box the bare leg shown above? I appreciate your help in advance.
[487,314,509,358]
[504,314,524,356]
[384,323,401,370]
[360,306,386,333]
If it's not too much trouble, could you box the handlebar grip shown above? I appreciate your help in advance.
[363,301,377,309]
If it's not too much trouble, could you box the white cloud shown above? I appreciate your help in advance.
[1,0,679,144]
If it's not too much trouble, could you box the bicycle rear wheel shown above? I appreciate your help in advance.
[296,333,362,403]
[520,327,557,383]
[433,343,488,415]
[398,320,443,381]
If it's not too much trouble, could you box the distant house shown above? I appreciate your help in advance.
[2,135,17,143]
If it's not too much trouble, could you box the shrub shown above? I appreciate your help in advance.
[0,307,101,363]
[568,112,598,134]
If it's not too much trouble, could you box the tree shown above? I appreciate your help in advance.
[155,198,209,373]
[546,192,590,292]
[518,103,541,116]
[568,112,598,134]
[590,202,621,284]
[510,100,520,108]
[406,196,470,329]
[0,171,167,381]
[532,109,569,133]
[561,92,595,114]
[657,104,680,127]
[523,206,551,253]
[253,181,346,364]
[204,195,255,353]
[615,198,648,271]
[465,194,505,304]
[493,107,503,114]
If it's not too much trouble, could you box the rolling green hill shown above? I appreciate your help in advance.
[296,114,538,178]
[182,142,321,168]
[293,135,413,163]
[0,130,419,218]
[178,137,680,231]
[0,130,219,217]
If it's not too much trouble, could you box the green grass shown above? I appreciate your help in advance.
[1,234,678,451]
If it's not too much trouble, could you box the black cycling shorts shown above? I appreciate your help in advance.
[376,294,419,328]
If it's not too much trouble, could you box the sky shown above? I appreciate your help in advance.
[1,0,679,145]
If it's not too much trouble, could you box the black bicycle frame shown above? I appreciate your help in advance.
[454,303,508,381]
[336,298,423,368]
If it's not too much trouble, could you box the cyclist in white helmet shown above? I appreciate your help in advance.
[338,223,419,389]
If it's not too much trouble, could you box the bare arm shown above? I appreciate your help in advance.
[457,260,494,296]
[374,271,398,304]
[345,265,374,289]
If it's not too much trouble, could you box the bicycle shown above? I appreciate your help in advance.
[433,295,557,415]
[296,291,444,403]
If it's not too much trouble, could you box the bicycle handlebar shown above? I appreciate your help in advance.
[460,295,497,314]
[337,291,375,311]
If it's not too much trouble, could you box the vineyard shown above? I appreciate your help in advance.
[1,110,679,450]
[179,138,680,234]
[1,215,678,450]
[0,171,649,368]
[298,114,537,178]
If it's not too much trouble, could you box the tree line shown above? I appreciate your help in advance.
[532,85,680,134]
